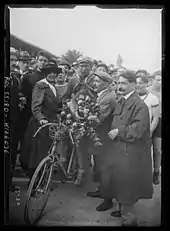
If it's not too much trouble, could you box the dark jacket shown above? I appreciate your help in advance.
[99,91,153,204]
[20,79,61,169]
[20,70,45,112]
[32,80,61,121]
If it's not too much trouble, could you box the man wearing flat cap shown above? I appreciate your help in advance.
[92,70,153,224]
[62,56,93,101]
[96,63,109,74]
[73,71,116,186]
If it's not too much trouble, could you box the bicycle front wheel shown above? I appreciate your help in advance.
[24,156,53,225]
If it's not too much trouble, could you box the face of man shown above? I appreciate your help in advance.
[148,77,154,87]
[136,77,148,93]
[78,63,91,79]
[19,60,30,72]
[97,66,107,73]
[10,54,17,71]
[56,69,66,83]
[117,76,135,96]
[46,72,57,83]
[153,74,161,90]
[93,75,108,93]
[37,55,49,70]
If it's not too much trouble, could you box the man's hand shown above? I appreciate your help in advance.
[40,119,48,125]
[108,129,119,140]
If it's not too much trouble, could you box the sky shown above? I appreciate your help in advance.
[9,6,162,73]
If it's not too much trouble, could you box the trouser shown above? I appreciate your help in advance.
[152,136,161,172]
[152,118,161,172]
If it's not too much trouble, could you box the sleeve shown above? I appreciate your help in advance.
[31,83,46,122]
[62,77,79,101]
[99,93,116,122]
[116,103,150,142]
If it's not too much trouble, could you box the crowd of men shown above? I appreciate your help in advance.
[9,46,161,223]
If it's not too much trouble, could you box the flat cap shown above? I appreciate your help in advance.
[97,63,109,73]
[94,71,112,83]
[58,60,71,68]
[120,70,136,83]
[77,57,93,65]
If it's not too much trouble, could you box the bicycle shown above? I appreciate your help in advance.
[24,121,78,225]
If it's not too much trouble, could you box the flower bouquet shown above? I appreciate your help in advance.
[59,94,102,147]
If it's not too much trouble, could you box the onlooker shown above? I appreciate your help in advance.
[147,71,162,184]
[96,63,109,73]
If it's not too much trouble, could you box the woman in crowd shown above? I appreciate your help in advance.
[20,63,62,182]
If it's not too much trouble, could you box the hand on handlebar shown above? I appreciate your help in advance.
[40,119,49,125]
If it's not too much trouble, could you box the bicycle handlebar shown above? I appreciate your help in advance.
[33,123,53,138]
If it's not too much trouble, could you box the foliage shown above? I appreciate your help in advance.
[60,49,83,65]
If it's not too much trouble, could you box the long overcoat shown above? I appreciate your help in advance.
[99,92,153,205]
[19,79,61,170]
[92,88,117,182]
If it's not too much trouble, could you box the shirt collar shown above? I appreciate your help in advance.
[124,90,135,100]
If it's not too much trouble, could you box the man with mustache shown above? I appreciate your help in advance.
[94,70,153,225]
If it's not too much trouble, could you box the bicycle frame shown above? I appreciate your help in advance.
[33,122,77,182]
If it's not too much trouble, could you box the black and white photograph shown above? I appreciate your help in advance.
[5,5,162,226]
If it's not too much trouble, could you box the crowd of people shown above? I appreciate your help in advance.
[9,46,161,223]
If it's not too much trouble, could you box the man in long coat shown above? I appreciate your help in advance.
[95,70,153,220]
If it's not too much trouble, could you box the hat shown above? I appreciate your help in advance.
[42,64,62,75]
[120,70,136,83]
[19,51,31,61]
[77,57,93,65]
[97,63,109,73]
[94,71,112,83]
[58,60,71,69]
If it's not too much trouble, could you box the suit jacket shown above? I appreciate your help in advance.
[32,80,60,122]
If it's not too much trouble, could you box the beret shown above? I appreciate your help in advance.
[94,71,112,83]
[120,70,136,83]
[41,63,62,75]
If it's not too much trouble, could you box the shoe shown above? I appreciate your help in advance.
[86,189,101,198]
[153,170,160,185]
[96,199,113,211]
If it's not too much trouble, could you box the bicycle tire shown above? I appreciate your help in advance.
[24,156,53,225]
